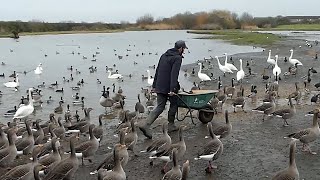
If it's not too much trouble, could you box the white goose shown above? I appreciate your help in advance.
[4,74,19,88]
[215,56,233,76]
[107,70,123,79]
[34,63,43,75]
[236,59,245,82]
[267,50,276,65]
[224,53,238,71]
[13,88,34,119]
[146,70,154,86]
[197,63,211,82]
[289,49,303,66]
[273,55,281,77]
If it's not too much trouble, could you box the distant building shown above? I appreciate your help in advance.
[286,16,320,23]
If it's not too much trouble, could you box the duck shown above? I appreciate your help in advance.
[150,125,187,173]
[54,101,63,114]
[197,63,211,82]
[55,88,64,93]
[272,95,296,127]
[266,50,276,68]
[236,59,245,82]
[286,108,320,155]
[4,74,19,88]
[215,56,233,76]
[271,140,299,180]
[135,94,145,118]
[34,63,43,75]
[194,122,223,173]
[9,71,16,78]
[37,82,45,88]
[273,55,281,77]
[252,95,276,121]
[162,149,182,179]
[289,49,303,66]
[13,88,34,120]
[51,81,58,86]
[146,70,154,86]
[43,136,79,180]
[108,70,123,79]
[224,53,238,71]
[97,144,126,180]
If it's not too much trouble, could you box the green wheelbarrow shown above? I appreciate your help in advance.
[176,90,218,125]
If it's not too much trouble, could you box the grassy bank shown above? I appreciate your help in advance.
[256,24,320,31]
[0,29,124,38]
[188,30,280,46]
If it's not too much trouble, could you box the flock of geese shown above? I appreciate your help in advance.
[0,38,318,180]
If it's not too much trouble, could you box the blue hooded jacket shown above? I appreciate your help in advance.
[152,48,182,94]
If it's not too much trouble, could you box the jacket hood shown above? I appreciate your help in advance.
[164,48,180,57]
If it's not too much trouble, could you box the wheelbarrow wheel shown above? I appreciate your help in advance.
[198,104,214,124]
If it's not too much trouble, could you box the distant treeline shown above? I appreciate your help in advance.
[136,10,320,30]
[1,9,320,37]
[0,21,126,37]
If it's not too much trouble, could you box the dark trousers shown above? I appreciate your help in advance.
[145,93,178,126]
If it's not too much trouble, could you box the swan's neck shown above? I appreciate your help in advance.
[198,64,202,73]
[224,56,228,64]
[147,71,150,78]
[216,58,221,67]
[240,61,243,71]
[289,51,293,59]
[28,90,33,106]
[268,51,271,59]
[108,71,112,78]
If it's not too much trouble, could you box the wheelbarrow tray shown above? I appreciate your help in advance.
[176,90,219,124]
[177,90,218,109]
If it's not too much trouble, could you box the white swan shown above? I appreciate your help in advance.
[13,88,34,119]
[267,50,276,65]
[224,53,238,71]
[197,63,211,81]
[107,70,123,79]
[236,59,245,82]
[34,63,43,75]
[146,70,154,86]
[215,56,233,76]
[273,55,281,77]
[4,74,19,88]
[289,49,303,66]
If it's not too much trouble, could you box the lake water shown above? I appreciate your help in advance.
[0,30,262,124]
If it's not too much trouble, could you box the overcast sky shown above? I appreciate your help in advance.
[1,0,319,23]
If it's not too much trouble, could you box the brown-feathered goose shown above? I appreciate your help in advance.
[286,108,320,155]
[162,148,182,180]
[39,137,61,167]
[16,121,34,155]
[141,122,171,157]
[272,140,299,180]
[289,82,301,104]
[33,119,44,145]
[124,119,138,153]
[0,129,18,166]
[232,87,245,113]
[43,136,79,180]
[272,95,296,127]
[212,110,232,138]
[2,144,42,179]
[252,96,275,121]
[53,117,65,139]
[34,164,46,180]
[195,122,223,173]
[74,124,99,165]
[0,127,8,149]
[93,114,105,146]
[93,128,129,173]
[181,160,190,180]
[97,144,126,180]
[150,125,187,173]
[135,94,145,118]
